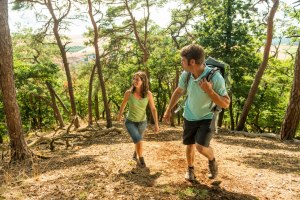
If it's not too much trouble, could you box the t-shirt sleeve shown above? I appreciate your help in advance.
[178,71,188,90]
[212,72,227,96]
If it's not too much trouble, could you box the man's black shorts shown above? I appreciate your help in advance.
[183,118,212,147]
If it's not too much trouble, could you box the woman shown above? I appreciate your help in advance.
[117,71,159,168]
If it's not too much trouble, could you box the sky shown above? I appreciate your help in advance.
[8,2,175,36]
[8,0,295,38]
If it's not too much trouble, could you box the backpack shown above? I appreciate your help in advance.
[176,57,227,134]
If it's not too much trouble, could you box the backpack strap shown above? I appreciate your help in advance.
[185,72,191,91]
[206,67,221,111]
[206,67,220,82]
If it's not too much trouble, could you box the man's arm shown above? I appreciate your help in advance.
[163,87,185,122]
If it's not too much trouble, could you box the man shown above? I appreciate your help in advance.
[163,44,230,181]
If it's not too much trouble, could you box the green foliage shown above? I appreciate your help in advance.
[12,29,60,64]
[13,61,63,131]
[247,59,294,132]
[6,0,298,139]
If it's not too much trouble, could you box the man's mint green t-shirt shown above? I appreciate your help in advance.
[178,66,227,121]
[127,93,149,122]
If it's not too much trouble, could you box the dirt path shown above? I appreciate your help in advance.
[0,122,299,200]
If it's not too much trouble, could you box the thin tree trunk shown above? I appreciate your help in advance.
[0,0,32,161]
[280,43,300,140]
[88,65,97,126]
[51,84,70,116]
[236,0,279,131]
[46,81,65,128]
[229,96,235,130]
[170,69,179,127]
[94,88,100,121]
[87,0,112,128]
[46,0,80,128]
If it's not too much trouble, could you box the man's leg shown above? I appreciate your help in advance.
[186,144,195,167]
[195,119,218,179]
[195,144,214,160]
[185,144,196,181]
[196,144,218,179]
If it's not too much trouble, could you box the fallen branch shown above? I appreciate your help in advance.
[229,130,280,139]
[292,139,300,144]
[91,127,124,138]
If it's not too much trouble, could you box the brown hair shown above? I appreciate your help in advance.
[180,44,205,65]
[131,71,149,98]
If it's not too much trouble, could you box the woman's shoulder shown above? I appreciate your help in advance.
[147,90,153,96]
[146,91,153,99]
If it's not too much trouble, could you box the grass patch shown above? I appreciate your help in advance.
[178,187,208,199]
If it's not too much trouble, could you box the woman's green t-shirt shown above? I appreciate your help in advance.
[127,93,149,122]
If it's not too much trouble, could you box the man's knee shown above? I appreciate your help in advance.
[195,143,206,153]
[186,144,195,152]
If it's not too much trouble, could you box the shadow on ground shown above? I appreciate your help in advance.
[239,152,300,175]
[214,134,300,152]
[145,128,182,142]
[156,181,259,200]
[118,166,162,187]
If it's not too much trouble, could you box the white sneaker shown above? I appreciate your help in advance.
[185,167,196,181]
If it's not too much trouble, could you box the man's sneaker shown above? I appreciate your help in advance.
[185,167,196,181]
[208,158,218,179]
[139,157,146,168]
[132,151,137,161]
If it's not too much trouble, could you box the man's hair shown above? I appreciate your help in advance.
[180,44,205,65]
[131,71,149,98]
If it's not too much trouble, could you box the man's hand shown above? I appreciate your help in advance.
[163,109,171,124]
[199,78,213,94]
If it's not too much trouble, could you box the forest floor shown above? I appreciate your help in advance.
[0,121,300,200]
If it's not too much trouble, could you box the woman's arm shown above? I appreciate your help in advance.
[117,90,131,121]
[148,91,159,133]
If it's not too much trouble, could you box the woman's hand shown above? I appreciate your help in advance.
[154,124,159,133]
[117,114,123,121]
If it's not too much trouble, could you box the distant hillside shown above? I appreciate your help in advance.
[272,37,299,45]
[67,46,86,53]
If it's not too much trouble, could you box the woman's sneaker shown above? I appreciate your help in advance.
[208,158,218,179]
[132,151,137,161]
[138,157,146,168]
[185,167,196,181]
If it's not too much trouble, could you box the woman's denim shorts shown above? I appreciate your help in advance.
[125,118,147,144]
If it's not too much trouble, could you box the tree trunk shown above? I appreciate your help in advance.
[46,0,80,128]
[170,69,180,127]
[88,65,97,126]
[236,0,279,131]
[94,88,100,121]
[229,96,235,130]
[280,43,300,140]
[51,84,70,116]
[46,81,65,128]
[88,0,112,128]
[0,0,32,161]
